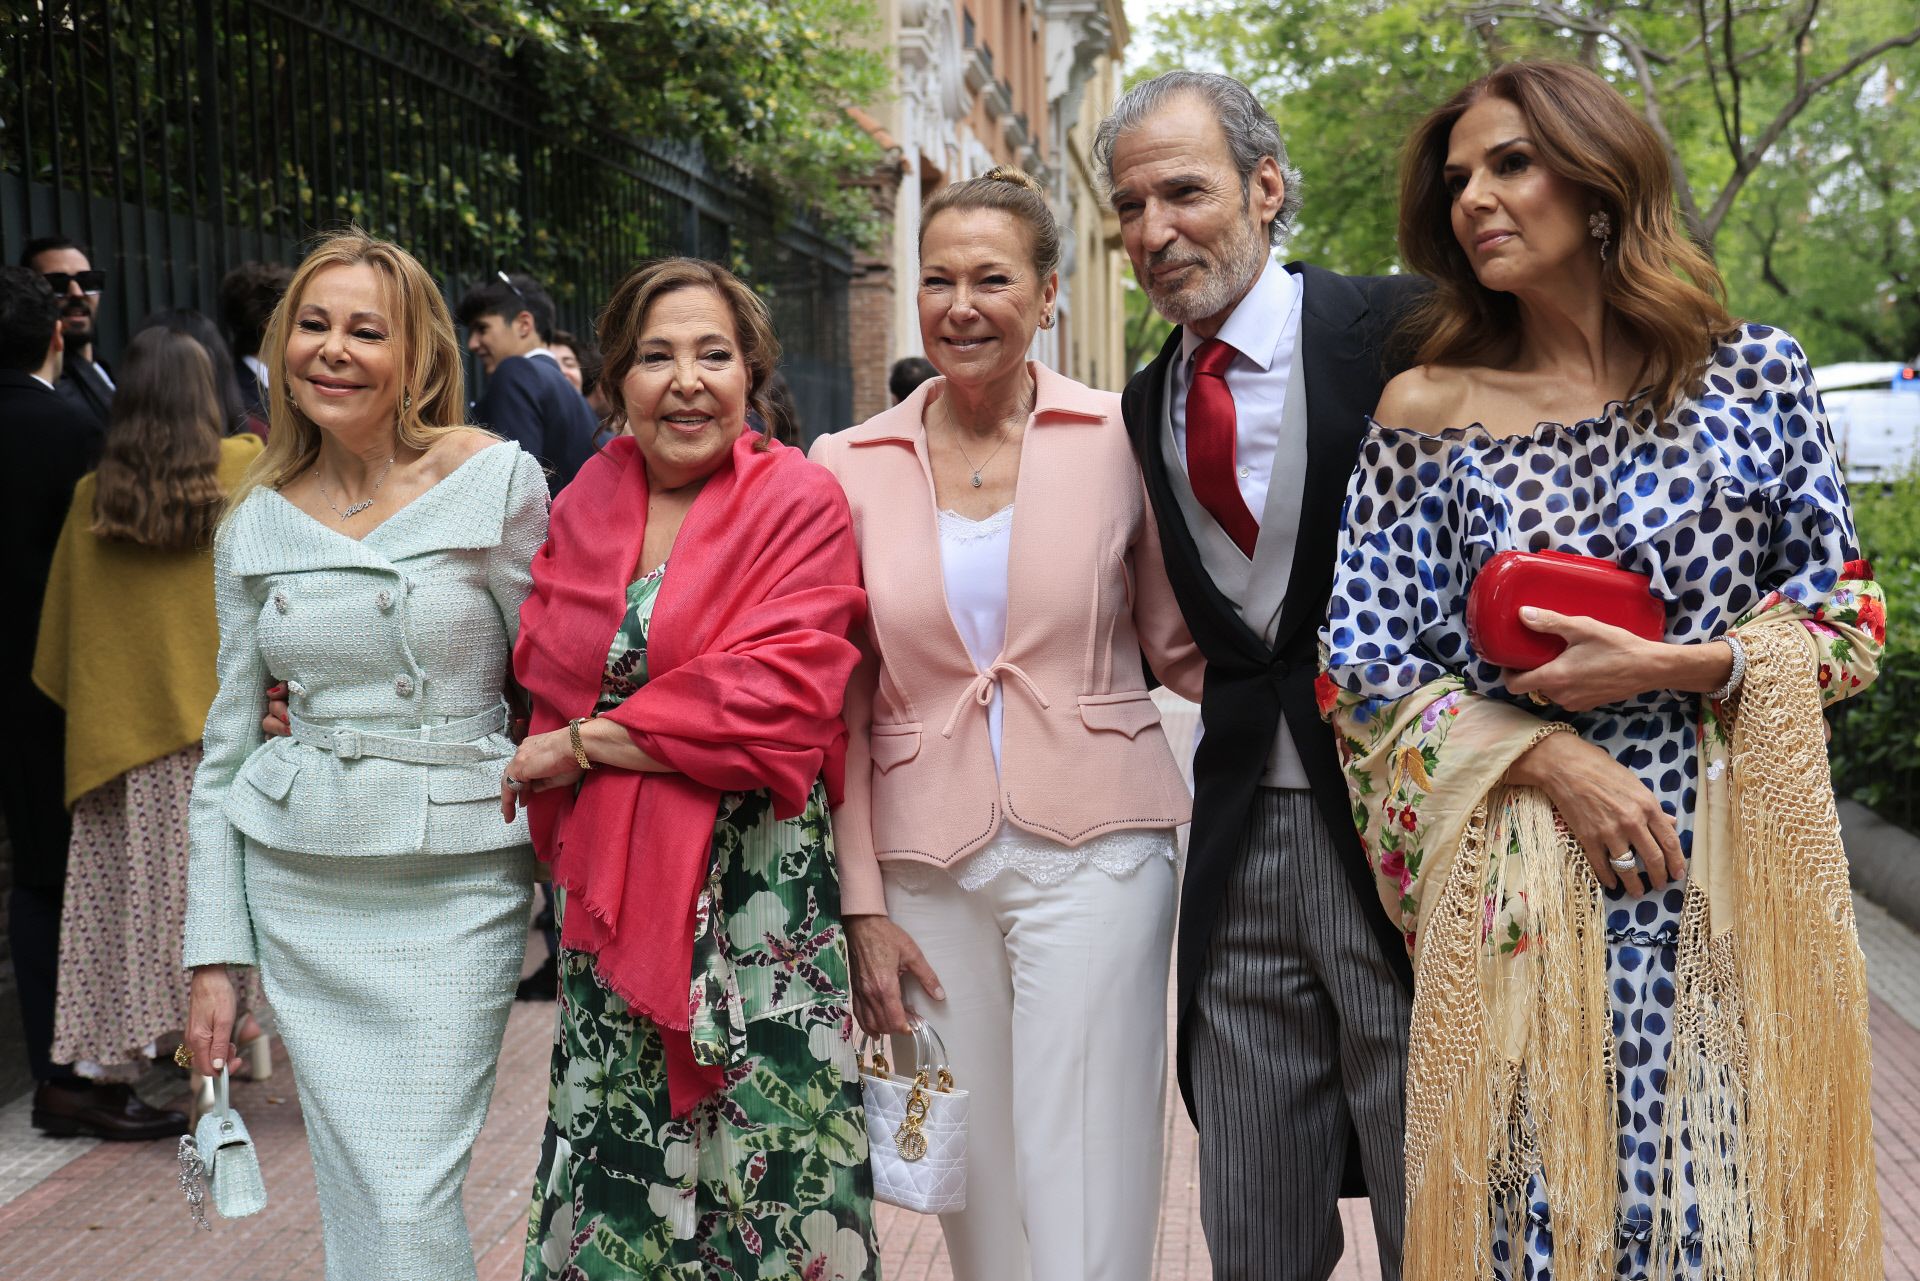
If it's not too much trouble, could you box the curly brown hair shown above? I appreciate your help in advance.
[91,327,226,549]
[1397,60,1734,419]
[596,258,781,447]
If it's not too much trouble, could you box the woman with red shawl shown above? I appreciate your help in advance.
[502,258,874,1280]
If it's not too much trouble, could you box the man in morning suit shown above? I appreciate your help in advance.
[19,235,114,431]
[457,271,598,494]
[0,267,180,1140]
[1096,72,1421,1280]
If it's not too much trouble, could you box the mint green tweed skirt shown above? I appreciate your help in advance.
[244,839,534,1281]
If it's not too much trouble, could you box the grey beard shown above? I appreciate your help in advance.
[1147,222,1272,328]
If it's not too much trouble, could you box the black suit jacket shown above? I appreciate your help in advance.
[0,371,104,887]
[1121,263,1422,1116]
[473,352,601,494]
[235,354,268,418]
[53,352,114,431]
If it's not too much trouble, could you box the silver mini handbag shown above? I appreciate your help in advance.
[176,1066,268,1228]
[858,1015,969,1214]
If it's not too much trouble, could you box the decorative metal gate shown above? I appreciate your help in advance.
[1,0,854,435]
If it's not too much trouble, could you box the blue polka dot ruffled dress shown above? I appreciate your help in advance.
[1323,325,1860,1281]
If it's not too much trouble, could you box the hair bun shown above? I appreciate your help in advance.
[982,165,1045,197]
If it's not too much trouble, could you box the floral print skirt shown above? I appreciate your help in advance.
[523,785,877,1281]
[51,745,265,1072]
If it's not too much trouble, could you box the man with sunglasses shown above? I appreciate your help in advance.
[456,270,597,495]
[19,236,114,431]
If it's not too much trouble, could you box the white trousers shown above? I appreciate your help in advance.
[882,852,1176,1281]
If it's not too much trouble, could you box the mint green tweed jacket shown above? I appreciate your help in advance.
[184,443,550,968]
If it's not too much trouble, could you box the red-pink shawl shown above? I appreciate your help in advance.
[514,432,864,1114]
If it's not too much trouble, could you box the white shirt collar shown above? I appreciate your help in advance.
[243,353,269,390]
[1179,257,1295,372]
[29,373,54,391]
[525,347,558,365]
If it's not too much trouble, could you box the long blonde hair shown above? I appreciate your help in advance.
[224,228,470,517]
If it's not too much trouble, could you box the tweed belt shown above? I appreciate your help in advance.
[288,703,510,765]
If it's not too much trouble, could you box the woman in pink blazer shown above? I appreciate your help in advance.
[810,167,1204,1281]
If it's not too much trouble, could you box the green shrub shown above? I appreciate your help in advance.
[1830,470,1920,830]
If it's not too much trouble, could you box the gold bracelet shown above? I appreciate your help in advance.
[568,716,593,771]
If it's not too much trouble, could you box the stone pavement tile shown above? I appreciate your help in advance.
[1860,891,1920,1029]
[0,1090,98,1206]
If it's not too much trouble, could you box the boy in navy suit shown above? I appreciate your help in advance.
[457,271,598,493]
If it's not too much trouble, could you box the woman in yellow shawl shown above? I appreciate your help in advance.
[35,325,269,1102]
[1320,61,1884,1280]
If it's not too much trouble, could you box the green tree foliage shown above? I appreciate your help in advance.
[1135,0,1920,361]
[438,0,891,241]
[1124,276,1175,374]
[1831,472,1920,826]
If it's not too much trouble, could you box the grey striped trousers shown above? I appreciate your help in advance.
[1188,788,1410,1281]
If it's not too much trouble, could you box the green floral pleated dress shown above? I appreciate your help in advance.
[524,564,878,1281]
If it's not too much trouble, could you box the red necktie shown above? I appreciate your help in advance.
[1186,339,1260,557]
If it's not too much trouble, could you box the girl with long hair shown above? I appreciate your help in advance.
[35,327,269,1099]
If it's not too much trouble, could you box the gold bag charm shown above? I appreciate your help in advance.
[894,1072,932,1161]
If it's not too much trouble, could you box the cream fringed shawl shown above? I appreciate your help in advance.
[1320,580,1886,1279]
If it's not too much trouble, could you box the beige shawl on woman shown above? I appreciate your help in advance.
[1322,577,1886,1279]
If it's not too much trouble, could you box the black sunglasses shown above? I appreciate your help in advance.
[44,270,106,295]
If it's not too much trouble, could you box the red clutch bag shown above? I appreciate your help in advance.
[1466,550,1667,671]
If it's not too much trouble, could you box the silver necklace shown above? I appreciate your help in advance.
[317,455,395,520]
[942,396,1028,488]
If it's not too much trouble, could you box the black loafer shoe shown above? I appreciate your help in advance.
[31,1081,189,1141]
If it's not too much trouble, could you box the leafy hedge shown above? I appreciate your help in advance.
[1829,470,1920,829]
[439,0,890,245]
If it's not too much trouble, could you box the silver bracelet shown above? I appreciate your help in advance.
[1709,633,1747,703]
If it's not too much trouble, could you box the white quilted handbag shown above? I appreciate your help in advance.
[860,1015,969,1213]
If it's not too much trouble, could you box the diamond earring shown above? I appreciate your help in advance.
[1589,210,1612,264]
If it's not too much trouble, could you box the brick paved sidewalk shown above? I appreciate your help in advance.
[5,672,1919,1281]
[0,974,1392,1281]
[5,906,1919,1279]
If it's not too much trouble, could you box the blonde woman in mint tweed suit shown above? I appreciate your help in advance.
[184,231,550,1281]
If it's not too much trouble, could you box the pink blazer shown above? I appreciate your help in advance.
[809,363,1206,915]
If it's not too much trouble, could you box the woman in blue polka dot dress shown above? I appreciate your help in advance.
[1317,62,1886,1281]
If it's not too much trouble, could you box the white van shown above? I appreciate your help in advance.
[1814,362,1920,482]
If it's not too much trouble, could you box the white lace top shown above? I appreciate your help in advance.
[936,506,1177,891]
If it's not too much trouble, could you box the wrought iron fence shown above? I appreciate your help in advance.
[1,0,854,436]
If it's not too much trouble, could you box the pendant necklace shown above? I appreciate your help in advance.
[943,394,1028,488]
[318,455,395,520]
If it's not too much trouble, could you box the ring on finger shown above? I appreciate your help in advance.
[1608,853,1638,870]
[172,1043,194,1069]
[1525,690,1550,707]
[504,774,525,792]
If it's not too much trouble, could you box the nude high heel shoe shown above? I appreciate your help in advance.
[238,1029,273,1083]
